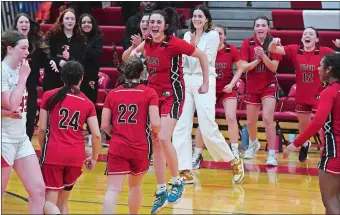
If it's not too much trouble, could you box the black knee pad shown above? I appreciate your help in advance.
[63,185,74,191]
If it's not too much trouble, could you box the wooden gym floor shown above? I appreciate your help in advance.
[2,138,325,214]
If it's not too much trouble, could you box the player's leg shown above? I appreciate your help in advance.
[223,97,240,158]
[319,169,340,214]
[14,154,47,214]
[56,166,82,214]
[1,154,13,196]
[243,96,261,159]
[103,152,129,214]
[262,97,278,166]
[127,173,145,214]
[296,106,313,162]
[102,174,127,214]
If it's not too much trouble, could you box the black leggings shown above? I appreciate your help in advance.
[26,86,38,141]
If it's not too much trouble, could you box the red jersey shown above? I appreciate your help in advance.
[284,45,334,105]
[103,83,159,158]
[293,82,340,158]
[240,37,282,94]
[144,35,195,97]
[215,43,241,92]
[40,88,97,167]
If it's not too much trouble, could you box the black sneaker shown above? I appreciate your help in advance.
[299,141,311,162]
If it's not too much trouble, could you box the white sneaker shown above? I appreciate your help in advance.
[244,140,260,159]
[266,153,278,166]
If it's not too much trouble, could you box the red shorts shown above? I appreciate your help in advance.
[295,99,319,113]
[244,83,278,105]
[107,144,150,175]
[1,156,9,167]
[41,164,82,190]
[157,90,184,119]
[318,156,340,175]
[216,88,237,107]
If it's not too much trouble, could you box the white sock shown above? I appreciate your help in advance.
[172,176,181,185]
[303,141,310,147]
[157,184,166,194]
[269,149,276,155]
[194,147,202,154]
[250,138,258,145]
[231,143,238,151]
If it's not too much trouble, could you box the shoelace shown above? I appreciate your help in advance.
[153,192,163,204]
[232,160,243,175]
[170,185,179,196]
[192,153,201,163]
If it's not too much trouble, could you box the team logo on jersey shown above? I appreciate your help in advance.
[162,91,170,97]
[89,81,95,89]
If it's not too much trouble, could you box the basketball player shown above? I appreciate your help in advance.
[269,27,335,162]
[130,7,210,213]
[38,61,101,214]
[241,16,282,166]
[1,30,59,214]
[284,53,340,215]
[101,56,160,214]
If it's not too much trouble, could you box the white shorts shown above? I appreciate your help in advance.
[1,136,36,167]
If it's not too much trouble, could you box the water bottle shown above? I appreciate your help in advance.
[241,124,249,150]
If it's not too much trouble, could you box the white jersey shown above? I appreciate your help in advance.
[1,61,28,143]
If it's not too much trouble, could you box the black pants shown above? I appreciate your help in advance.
[26,85,38,141]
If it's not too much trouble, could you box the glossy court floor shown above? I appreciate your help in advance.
[2,133,326,214]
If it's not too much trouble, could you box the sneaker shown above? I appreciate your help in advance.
[244,140,260,159]
[231,158,245,184]
[232,149,240,159]
[150,190,168,214]
[266,153,278,166]
[180,171,194,184]
[168,182,184,204]
[192,153,203,170]
[299,141,311,162]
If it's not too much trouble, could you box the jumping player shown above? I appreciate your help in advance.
[241,16,282,166]
[130,7,210,214]
[269,27,335,162]
[38,61,101,213]
[1,30,59,214]
[101,56,160,214]
[284,53,340,214]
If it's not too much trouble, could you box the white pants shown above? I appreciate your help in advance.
[172,75,235,171]
[2,136,36,166]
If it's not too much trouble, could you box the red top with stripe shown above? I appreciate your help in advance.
[284,45,334,105]
[103,83,159,158]
[40,88,97,167]
[293,81,340,158]
[144,35,195,97]
[240,36,282,94]
[215,43,241,92]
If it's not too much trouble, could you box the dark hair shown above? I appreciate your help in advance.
[303,26,319,38]
[190,6,213,33]
[1,30,27,61]
[150,7,181,35]
[79,13,102,40]
[214,24,227,36]
[47,8,84,40]
[121,56,144,80]
[47,61,84,111]
[323,53,340,80]
[12,13,49,56]
[253,15,273,55]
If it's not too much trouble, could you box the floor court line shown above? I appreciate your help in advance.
[5,191,250,214]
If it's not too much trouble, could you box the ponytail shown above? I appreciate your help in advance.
[263,33,273,57]
[47,86,71,111]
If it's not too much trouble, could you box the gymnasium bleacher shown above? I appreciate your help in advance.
[37,1,339,149]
